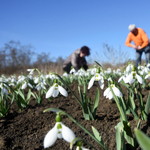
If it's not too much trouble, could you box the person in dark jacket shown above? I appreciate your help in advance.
[63,46,90,73]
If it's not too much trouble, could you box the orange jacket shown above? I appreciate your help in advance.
[125,28,149,49]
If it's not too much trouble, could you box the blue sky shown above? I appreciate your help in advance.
[0,0,150,63]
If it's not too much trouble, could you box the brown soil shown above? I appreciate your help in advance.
[0,81,150,150]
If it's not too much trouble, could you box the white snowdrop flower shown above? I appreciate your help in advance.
[104,84,123,100]
[77,69,86,76]
[28,74,33,79]
[21,82,27,89]
[34,77,39,84]
[76,146,90,150]
[43,114,75,149]
[63,72,69,77]
[118,75,128,83]
[70,68,76,74]
[87,68,96,75]
[88,68,104,90]
[2,88,9,95]
[137,65,144,70]
[145,72,150,79]
[28,83,33,88]
[125,71,143,84]
[104,68,111,74]
[9,83,15,87]
[113,69,121,76]
[0,83,9,95]
[138,65,149,75]
[35,83,46,91]
[21,82,33,89]
[126,63,134,73]
[147,63,150,68]
[46,80,68,98]
[17,75,26,84]
[27,69,35,75]
[118,71,129,83]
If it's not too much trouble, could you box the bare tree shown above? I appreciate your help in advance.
[0,41,35,74]
[93,43,129,67]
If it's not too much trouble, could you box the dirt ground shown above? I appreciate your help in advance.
[0,81,150,150]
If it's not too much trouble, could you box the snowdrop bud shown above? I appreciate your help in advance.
[96,67,100,73]
[132,66,136,71]
[111,80,114,84]
[77,141,82,146]
[54,79,57,83]
[56,113,62,122]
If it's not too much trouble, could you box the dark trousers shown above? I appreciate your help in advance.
[136,43,150,67]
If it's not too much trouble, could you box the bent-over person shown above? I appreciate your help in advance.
[63,46,90,73]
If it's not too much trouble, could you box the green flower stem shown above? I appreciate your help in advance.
[135,88,145,120]
[94,61,127,122]
[44,108,108,150]
[138,84,144,110]
[108,82,127,122]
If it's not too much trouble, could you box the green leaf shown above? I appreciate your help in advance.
[144,92,150,117]
[134,128,150,150]
[92,126,105,146]
[92,88,100,118]
[122,121,135,148]
[115,121,135,148]
[129,107,139,120]
[115,122,126,150]
[87,106,94,120]
[26,89,32,104]
[78,86,84,104]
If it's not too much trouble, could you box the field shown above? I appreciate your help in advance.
[0,66,150,150]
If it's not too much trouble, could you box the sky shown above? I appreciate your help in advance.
[0,0,150,64]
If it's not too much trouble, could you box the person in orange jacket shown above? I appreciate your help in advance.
[125,24,150,67]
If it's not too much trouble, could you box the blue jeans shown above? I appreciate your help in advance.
[136,43,150,67]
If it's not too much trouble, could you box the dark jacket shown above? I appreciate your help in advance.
[63,49,88,73]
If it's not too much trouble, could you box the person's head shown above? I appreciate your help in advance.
[80,46,90,57]
[128,24,138,35]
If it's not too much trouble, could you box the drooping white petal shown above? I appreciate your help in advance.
[52,89,59,97]
[136,74,143,84]
[43,124,58,148]
[126,65,132,72]
[21,83,27,89]
[98,80,104,89]
[118,76,123,82]
[2,88,8,95]
[41,84,46,90]
[34,78,39,84]
[113,86,123,97]
[105,91,113,100]
[104,87,110,97]
[88,76,95,89]
[61,123,76,143]
[124,73,134,84]
[58,85,68,97]
[28,83,33,88]
[145,74,150,79]
[46,85,55,98]
[36,84,41,91]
